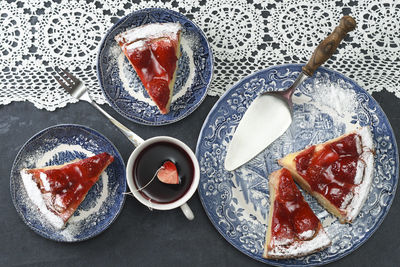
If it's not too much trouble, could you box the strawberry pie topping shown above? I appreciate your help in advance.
[270,168,319,247]
[294,133,362,209]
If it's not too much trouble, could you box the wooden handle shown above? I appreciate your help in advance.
[302,16,356,76]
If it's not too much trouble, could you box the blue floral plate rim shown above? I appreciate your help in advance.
[10,124,126,242]
[195,63,399,266]
[97,7,213,126]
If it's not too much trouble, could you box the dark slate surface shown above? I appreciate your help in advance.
[1,92,399,266]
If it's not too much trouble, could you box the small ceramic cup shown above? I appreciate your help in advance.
[126,136,200,220]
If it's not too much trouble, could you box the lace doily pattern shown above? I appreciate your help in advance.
[1,0,399,111]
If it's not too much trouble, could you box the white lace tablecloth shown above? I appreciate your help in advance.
[1,0,399,111]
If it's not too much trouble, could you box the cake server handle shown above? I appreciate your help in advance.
[302,15,356,76]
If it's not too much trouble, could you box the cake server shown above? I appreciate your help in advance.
[224,16,356,171]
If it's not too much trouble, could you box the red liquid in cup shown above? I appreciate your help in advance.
[133,141,194,204]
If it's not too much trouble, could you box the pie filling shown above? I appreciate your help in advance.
[294,133,363,210]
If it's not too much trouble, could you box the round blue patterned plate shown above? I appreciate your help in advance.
[97,8,213,126]
[196,64,398,266]
[10,124,126,242]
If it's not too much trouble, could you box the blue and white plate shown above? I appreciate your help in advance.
[196,64,399,266]
[97,8,213,126]
[10,124,126,242]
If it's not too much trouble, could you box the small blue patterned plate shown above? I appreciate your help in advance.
[10,124,126,242]
[196,64,398,266]
[97,8,213,126]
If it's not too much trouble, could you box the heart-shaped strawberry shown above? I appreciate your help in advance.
[157,161,179,184]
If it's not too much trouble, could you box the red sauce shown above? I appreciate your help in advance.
[121,36,179,114]
[294,134,360,208]
[28,152,114,212]
[271,169,319,244]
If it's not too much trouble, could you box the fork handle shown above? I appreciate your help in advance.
[90,102,144,147]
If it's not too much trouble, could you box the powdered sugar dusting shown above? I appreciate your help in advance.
[272,237,294,247]
[354,160,365,185]
[115,22,181,43]
[268,227,331,258]
[344,127,374,222]
[340,191,354,209]
[315,83,357,116]
[20,170,65,229]
[298,229,315,240]
[39,172,50,191]
[296,73,359,126]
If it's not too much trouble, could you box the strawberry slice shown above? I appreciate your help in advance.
[157,161,179,184]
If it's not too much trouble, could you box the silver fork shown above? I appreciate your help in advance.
[51,67,144,147]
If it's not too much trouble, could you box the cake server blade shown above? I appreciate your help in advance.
[224,16,356,171]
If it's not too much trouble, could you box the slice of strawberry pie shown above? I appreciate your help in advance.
[20,152,114,229]
[279,127,374,223]
[264,168,331,259]
[115,23,182,114]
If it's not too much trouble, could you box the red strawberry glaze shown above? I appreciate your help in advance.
[270,169,319,246]
[118,35,179,114]
[27,152,114,213]
[150,38,179,80]
[294,133,361,208]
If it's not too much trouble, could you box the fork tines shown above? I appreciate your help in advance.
[50,67,80,92]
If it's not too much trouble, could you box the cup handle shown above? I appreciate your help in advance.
[180,203,194,220]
